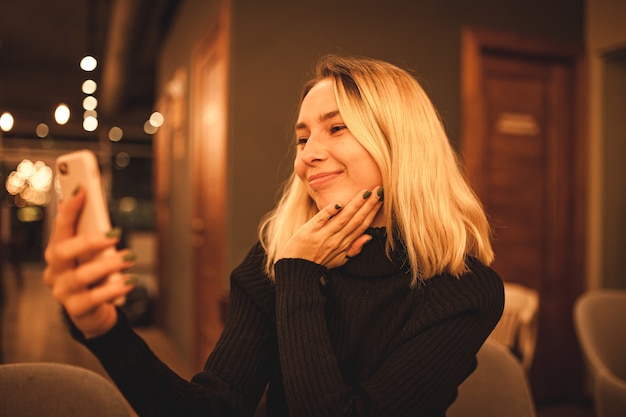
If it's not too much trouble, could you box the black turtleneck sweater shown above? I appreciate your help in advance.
[72,228,504,417]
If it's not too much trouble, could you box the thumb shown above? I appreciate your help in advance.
[345,234,373,259]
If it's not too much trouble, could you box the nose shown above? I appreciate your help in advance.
[298,134,327,166]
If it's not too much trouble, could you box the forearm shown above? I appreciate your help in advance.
[69,310,243,416]
[274,259,361,416]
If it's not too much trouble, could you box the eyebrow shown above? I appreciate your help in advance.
[295,110,341,130]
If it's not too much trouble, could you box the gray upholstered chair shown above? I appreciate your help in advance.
[488,282,540,370]
[0,362,130,416]
[447,339,537,417]
[574,289,626,417]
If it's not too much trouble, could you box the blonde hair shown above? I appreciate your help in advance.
[259,55,493,286]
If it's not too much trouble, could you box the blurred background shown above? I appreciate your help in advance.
[0,0,624,416]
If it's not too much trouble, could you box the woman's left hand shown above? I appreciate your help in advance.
[276,186,383,269]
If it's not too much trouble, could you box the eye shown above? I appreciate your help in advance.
[296,137,308,146]
[330,125,347,134]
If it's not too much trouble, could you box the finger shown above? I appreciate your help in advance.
[345,234,373,258]
[64,249,136,293]
[328,186,383,234]
[312,201,344,228]
[52,186,86,242]
[64,274,136,317]
[44,187,87,271]
[308,187,382,261]
[45,231,120,274]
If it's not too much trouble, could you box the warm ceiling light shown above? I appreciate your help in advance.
[149,111,164,127]
[80,56,98,71]
[82,96,98,111]
[109,126,123,142]
[83,115,98,132]
[144,120,158,135]
[54,104,70,125]
[0,112,14,131]
[36,123,49,138]
[82,79,97,94]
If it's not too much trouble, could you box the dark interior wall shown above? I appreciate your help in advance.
[228,0,585,270]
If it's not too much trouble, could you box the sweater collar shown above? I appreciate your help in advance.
[335,227,409,278]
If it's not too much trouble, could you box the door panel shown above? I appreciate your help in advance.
[190,7,230,369]
[483,57,550,290]
[461,28,586,403]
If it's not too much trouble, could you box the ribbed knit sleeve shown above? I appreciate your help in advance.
[73,312,239,416]
[274,259,354,415]
[71,243,276,417]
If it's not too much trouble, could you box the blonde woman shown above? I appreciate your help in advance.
[44,55,503,417]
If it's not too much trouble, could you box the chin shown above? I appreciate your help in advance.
[311,188,357,210]
[311,195,332,211]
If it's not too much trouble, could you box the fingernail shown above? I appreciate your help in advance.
[72,185,81,196]
[362,190,372,199]
[106,228,122,238]
[335,203,342,210]
[377,186,384,201]
[122,251,136,262]
[364,234,373,244]
[124,275,139,286]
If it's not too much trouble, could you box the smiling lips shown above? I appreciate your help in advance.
[308,171,343,189]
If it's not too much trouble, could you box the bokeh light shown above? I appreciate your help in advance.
[109,126,124,142]
[82,79,97,94]
[1,112,15,131]
[80,55,98,71]
[54,104,71,125]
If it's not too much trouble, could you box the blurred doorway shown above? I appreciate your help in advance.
[601,47,626,289]
[189,5,230,369]
[461,28,586,403]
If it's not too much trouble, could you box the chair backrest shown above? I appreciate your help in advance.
[488,282,539,370]
[447,339,537,417]
[0,362,130,417]
[574,289,626,417]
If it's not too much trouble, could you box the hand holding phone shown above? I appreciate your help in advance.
[55,149,125,305]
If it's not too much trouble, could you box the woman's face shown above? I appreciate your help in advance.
[294,79,383,222]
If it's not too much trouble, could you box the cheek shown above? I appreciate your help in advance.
[293,159,306,180]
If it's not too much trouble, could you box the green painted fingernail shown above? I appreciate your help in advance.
[72,185,81,196]
[124,275,139,286]
[123,251,136,262]
[377,186,384,201]
[335,203,342,210]
[362,190,372,199]
[106,228,122,238]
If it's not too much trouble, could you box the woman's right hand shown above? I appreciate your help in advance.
[43,188,137,339]
[276,186,383,270]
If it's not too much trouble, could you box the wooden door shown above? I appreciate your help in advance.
[190,5,230,369]
[154,68,186,328]
[461,28,587,403]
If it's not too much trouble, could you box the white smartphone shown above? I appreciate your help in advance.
[55,149,125,304]
[56,149,111,237]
